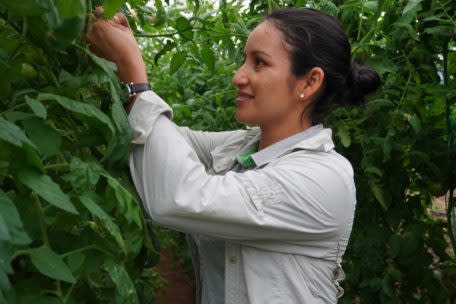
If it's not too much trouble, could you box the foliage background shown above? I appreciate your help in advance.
[0,0,455,303]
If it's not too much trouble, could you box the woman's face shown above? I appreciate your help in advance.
[231,20,301,126]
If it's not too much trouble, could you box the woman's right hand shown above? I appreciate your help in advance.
[86,8,148,84]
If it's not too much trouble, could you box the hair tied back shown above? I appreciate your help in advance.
[345,61,381,106]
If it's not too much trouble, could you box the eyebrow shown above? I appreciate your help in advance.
[242,50,272,58]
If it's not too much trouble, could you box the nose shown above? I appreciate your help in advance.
[231,64,249,88]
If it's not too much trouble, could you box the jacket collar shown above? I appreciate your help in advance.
[210,123,335,173]
[248,123,334,168]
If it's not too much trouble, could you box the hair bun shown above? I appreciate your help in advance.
[345,61,381,106]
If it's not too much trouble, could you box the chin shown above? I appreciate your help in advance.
[235,111,258,125]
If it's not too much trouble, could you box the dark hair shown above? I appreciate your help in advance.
[264,8,381,124]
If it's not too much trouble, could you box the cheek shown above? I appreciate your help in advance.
[235,71,294,123]
[256,80,293,114]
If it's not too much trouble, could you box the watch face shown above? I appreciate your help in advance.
[120,83,131,102]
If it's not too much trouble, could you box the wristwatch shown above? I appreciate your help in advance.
[121,82,151,103]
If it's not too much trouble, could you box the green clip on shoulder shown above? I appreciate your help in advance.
[235,145,258,168]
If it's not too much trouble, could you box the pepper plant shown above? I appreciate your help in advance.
[1,0,455,303]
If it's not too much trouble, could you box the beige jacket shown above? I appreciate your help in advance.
[128,90,356,303]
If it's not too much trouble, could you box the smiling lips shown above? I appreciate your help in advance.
[235,91,254,105]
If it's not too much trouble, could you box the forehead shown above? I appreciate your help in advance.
[244,20,289,55]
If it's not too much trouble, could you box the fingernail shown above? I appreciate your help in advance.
[113,15,119,22]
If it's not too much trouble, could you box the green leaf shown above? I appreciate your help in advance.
[22,118,62,157]
[103,0,124,18]
[371,183,389,210]
[80,193,110,220]
[423,26,452,37]
[175,16,193,40]
[407,114,421,134]
[363,1,378,11]
[402,0,422,15]
[83,47,118,79]
[154,40,176,65]
[364,165,383,177]
[25,96,47,119]
[153,0,166,26]
[0,243,13,293]
[0,215,10,241]
[104,259,139,304]
[17,168,78,214]
[29,246,76,283]
[367,98,395,111]
[20,143,45,172]
[67,157,103,192]
[80,193,125,250]
[337,127,351,148]
[55,0,85,19]
[0,190,31,245]
[105,82,132,165]
[48,0,86,48]
[38,93,115,136]
[0,0,53,16]
[66,252,85,272]
[170,51,186,75]
[104,174,141,227]
[201,46,215,72]
[0,260,11,291]
[319,1,338,15]
[0,117,36,149]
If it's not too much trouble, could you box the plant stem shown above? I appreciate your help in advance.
[56,281,63,301]
[443,37,456,254]
[357,4,365,41]
[44,163,70,170]
[21,16,28,37]
[11,249,30,260]
[63,282,76,303]
[60,245,97,259]
[33,194,50,247]
[0,102,27,115]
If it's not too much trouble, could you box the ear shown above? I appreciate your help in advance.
[295,67,325,102]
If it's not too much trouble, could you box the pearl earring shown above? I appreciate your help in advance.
[299,92,305,99]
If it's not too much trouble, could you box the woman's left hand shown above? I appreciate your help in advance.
[86,8,148,83]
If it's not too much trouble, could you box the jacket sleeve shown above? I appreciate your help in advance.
[127,90,242,171]
[128,90,356,241]
[175,126,244,171]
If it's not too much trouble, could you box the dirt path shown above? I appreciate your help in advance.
[155,248,197,304]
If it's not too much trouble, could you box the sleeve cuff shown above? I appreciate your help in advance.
[127,90,174,144]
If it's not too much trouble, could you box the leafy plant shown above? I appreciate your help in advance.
[0,0,163,303]
[1,0,455,303]
[136,0,456,302]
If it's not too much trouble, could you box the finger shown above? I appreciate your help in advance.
[108,19,127,32]
[114,12,130,28]
[94,6,104,18]
[90,13,100,22]
[87,43,102,57]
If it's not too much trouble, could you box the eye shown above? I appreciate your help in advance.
[255,58,266,66]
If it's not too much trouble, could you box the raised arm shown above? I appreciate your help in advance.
[86,11,243,169]
[128,90,356,242]
[175,126,245,171]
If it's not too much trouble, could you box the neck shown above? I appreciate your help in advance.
[258,119,313,151]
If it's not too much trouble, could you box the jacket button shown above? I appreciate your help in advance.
[267,191,276,198]
[229,256,237,264]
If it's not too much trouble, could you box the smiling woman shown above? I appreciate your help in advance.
[86,6,380,304]
[231,20,316,137]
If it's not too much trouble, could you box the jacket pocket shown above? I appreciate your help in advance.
[240,173,284,217]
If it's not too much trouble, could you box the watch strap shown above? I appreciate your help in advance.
[124,82,151,98]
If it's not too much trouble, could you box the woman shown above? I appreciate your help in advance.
[87,7,380,304]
